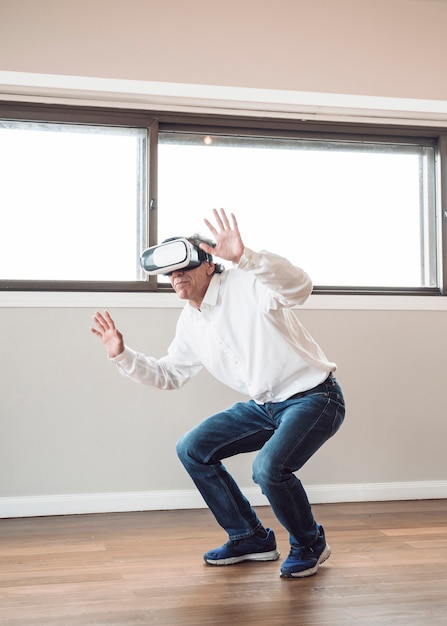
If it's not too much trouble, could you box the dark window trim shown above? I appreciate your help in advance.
[0,101,442,141]
[1,101,445,295]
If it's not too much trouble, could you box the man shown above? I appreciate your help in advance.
[91,208,345,578]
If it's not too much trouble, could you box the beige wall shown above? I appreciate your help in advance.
[1,0,447,516]
[1,301,447,515]
[1,0,447,100]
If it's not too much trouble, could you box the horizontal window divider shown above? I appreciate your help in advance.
[0,281,157,292]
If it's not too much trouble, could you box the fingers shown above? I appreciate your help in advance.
[203,217,217,236]
[204,208,237,234]
[91,310,124,358]
[92,311,105,329]
[214,208,232,230]
[92,310,116,335]
[198,241,214,254]
[230,212,238,230]
[213,207,229,230]
[103,310,116,329]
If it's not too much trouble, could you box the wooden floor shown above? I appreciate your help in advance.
[1,500,447,626]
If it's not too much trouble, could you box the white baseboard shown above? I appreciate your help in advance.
[1,481,446,519]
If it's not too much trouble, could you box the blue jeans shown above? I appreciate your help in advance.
[176,374,345,549]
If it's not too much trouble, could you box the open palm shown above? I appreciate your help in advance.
[201,208,245,264]
[90,310,124,358]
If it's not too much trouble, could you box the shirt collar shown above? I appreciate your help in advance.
[201,272,222,307]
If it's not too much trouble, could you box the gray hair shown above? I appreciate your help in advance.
[187,234,225,274]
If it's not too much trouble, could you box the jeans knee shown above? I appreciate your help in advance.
[176,429,208,466]
[176,432,190,463]
[252,454,274,489]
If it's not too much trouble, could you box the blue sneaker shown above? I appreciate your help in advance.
[204,528,280,565]
[280,526,330,578]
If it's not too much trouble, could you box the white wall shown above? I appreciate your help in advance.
[1,0,447,517]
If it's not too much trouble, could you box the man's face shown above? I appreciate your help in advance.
[169,262,215,308]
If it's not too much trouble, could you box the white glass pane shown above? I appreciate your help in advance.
[158,134,435,289]
[0,122,146,281]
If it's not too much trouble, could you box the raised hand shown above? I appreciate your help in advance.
[201,208,245,264]
[90,310,125,358]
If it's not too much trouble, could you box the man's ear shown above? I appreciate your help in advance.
[206,262,215,276]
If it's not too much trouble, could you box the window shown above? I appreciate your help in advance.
[0,119,147,287]
[0,103,444,295]
[158,133,437,291]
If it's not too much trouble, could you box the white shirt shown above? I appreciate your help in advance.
[112,248,336,404]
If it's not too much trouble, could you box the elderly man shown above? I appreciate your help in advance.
[91,208,345,578]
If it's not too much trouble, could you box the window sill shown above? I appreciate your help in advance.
[1,291,447,311]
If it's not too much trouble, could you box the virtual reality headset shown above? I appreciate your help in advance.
[140,237,214,275]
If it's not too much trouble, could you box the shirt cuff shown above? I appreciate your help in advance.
[109,346,136,368]
[235,247,258,271]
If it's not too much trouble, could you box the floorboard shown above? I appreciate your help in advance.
[1,500,447,625]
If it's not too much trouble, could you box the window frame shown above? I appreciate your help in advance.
[0,101,446,296]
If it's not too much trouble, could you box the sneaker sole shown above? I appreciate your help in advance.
[205,549,280,566]
[280,544,331,578]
